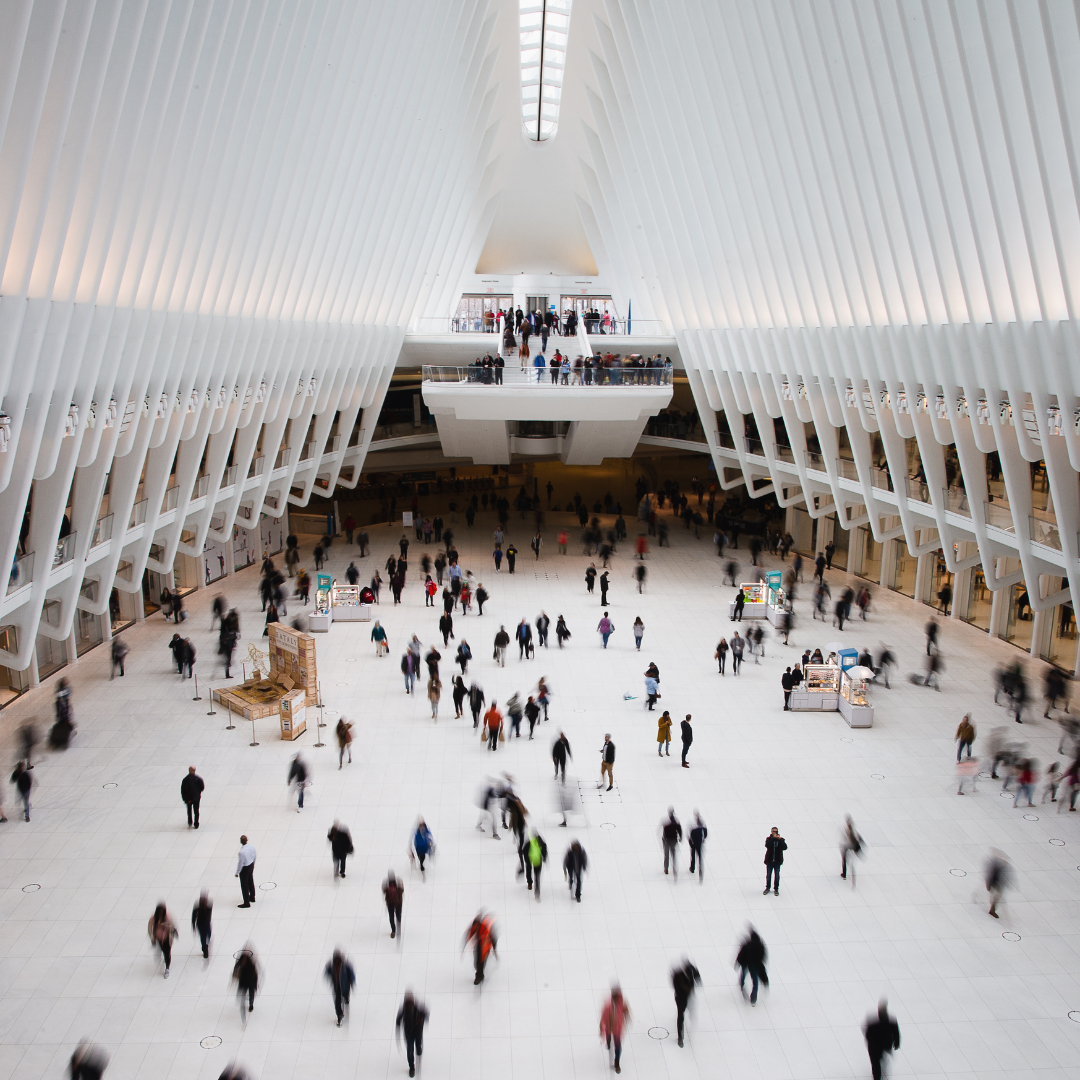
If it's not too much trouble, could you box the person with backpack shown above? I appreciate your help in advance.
[462,912,498,985]
[324,949,356,1027]
[327,820,354,878]
[383,871,404,938]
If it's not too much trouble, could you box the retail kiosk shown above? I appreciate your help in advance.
[727,581,767,619]
[789,664,840,710]
[309,573,333,632]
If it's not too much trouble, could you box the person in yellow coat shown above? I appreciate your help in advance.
[656,711,673,757]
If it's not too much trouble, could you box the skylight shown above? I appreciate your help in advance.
[520,0,572,142]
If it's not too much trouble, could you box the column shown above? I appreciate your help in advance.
[878,534,895,589]
[989,559,1006,638]
[28,646,40,689]
[65,626,78,664]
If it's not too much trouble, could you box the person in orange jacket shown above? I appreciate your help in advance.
[462,912,498,984]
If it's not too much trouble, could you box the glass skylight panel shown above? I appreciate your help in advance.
[520,0,572,141]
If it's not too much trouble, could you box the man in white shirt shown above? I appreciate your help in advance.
[236,835,256,907]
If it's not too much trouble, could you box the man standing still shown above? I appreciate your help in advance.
[680,714,693,768]
[181,766,204,829]
[598,734,615,791]
[236,835,256,907]
[763,826,787,895]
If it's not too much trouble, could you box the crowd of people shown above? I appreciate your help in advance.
[7,473,1075,1080]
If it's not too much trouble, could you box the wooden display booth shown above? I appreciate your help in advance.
[213,623,318,721]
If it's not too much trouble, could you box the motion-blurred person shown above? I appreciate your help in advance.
[563,840,588,902]
[181,766,204,829]
[476,780,502,838]
[671,959,701,1047]
[324,949,356,1027]
[763,826,787,895]
[840,815,864,882]
[956,755,979,795]
[921,650,943,691]
[483,702,503,751]
[468,682,485,728]
[985,849,1011,918]
[396,992,429,1078]
[863,1000,901,1080]
[54,679,73,744]
[599,986,631,1074]
[1013,760,1037,807]
[955,714,976,761]
[552,731,572,781]
[110,637,130,679]
[1011,669,1028,723]
[287,753,309,811]
[1044,667,1069,717]
[235,834,256,907]
[688,812,707,882]
[231,948,259,1019]
[191,891,213,959]
[736,925,768,1005]
[1041,761,1062,804]
[452,675,467,718]
[147,902,177,978]
[336,716,353,768]
[410,817,434,874]
[463,911,498,985]
[1061,756,1080,811]
[69,1040,108,1080]
[525,830,548,900]
[874,643,896,688]
[383,871,404,938]
[327,820,353,878]
[662,808,682,878]
[18,719,40,769]
[10,761,31,821]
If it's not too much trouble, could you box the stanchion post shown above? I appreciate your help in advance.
[207,684,217,716]
[193,674,202,701]
[249,714,259,747]
[224,699,235,730]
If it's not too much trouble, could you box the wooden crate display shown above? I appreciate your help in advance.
[268,623,318,707]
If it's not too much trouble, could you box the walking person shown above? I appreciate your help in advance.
[327,820,354,878]
[556,614,571,647]
[371,620,389,656]
[324,949,356,1027]
[536,611,550,647]
[633,616,644,650]
[68,1041,108,1080]
[462,911,498,984]
[599,986,631,1074]
[680,714,693,767]
[731,631,744,674]
[147,902,178,978]
[598,734,616,790]
[552,731,572,781]
[597,611,614,648]
[191,890,213,959]
[525,830,548,900]
[656,711,672,755]
[864,1000,901,1080]
[396,992,429,1077]
[955,714,975,761]
[736,926,768,1005]
[715,637,728,674]
[287,753,309,812]
[483,704,504,752]
[688,812,707,882]
[662,808,682,878]
[181,766,204,829]
[840,815,864,882]
[235,835,256,907]
[231,948,259,1019]
[383,871,404,938]
[493,625,509,666]
[427,673,442,721]
[469,682,486,729]
[336,717,354,768]
[763,826,787,895]
[411,817,435,874]
[10,761,31,821]
[671,960,701,1047]
[110,637,130,678]
[563,840,588,901]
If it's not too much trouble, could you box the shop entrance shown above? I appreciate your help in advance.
[561,295,621,334]
[961,566,993,632]
[1004,578,1034,651]
[921,552,953,613]
[453,295,512,332]
[0,626,29,708]
[889,539,917,597]
[857,527,881,582]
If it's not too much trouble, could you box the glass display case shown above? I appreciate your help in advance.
[789,664,840,711]
[331,584,361,608]
[309,584,332,632]
[330,583,372,622]
[729,581,767,620]
[839,670,874,727]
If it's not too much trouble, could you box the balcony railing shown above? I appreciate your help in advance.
[222,464,238,488]
[744,437,765,457]
[942,486,971,515]
[300,441,316,462]
[7,551,33,594]
[53,532,77,568]
[717,430,737,451]
[248,455,265,479]
[984,500,1015,532]
[422,364,672,387]
[1029,516,1061,550]
[870,466,894,492]
[274,447,291,470]
[835,458,859,481]
[804,450,827,472]
[905,477,931,503]
[325,434,341,454]
[773,443,796,464]
[128,499,148,528]
[192,473,209,499]
[162,485,180,513]
[90,514,113,549]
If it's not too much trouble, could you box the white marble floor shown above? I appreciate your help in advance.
[1,510,1078,1080]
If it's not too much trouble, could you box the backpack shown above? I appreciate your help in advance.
[528,837,542,867]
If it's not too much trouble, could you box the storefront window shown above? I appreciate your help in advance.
[74,608,103,656]
[858,528,881,582]
[0,626,29,708]
[961,566,992,632]
[35,632,67,680]
[1004,581,1034,651]
[1042,581,1076,674]
[791,507,816,557]
[453,295,512,332]
[923,553,953,613]
[112,587,135,633]
[889,539,917,597]
[829,518,849,570]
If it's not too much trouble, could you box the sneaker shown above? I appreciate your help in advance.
[774,889,779,896]
[763,888,770,895]
[164,969,170,979]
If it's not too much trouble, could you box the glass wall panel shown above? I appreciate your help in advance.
[1004,580,1035,651]
[889,539,917,597]
[858,527,881,582]
[961,565,992,632]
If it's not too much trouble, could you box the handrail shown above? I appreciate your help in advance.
[90,514,113,549]
[7,550,33,594]
[248,455,265,479]
[162,484,179,513]
[192,473,209,499]
[128,499,148,528]
[223,464,238,488]
[53,532,77,568]
[421,364,672,387]
[274,447,291,470]
[1029,516,1061,550]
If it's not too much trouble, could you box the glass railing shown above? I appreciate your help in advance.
[774,444,796,464]
[984,501,1014,532]
[804,450,827,472]
[717,430,737,451]
[942,486,971,515]
[870,466,893,492]
[222,464,238,488]
[1029,516,1061,550]
[325,434,341,454]
[161,485,179,512]
[905,477,931,503]
[835,458,859,481]
[300,441,316,462]
[422,364,672,386]
[248,455,265,479]
[90,514,113,548]
[274,447,291,470]
[744,437,765,457]
[53,532,77,568]
[7,551,33,594]
[192,474,209,499]
[128,499,147,528]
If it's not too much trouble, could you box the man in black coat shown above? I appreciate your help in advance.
[552,731,571,781]
[863,1000,901,1080]
[181,766,204,828]
[736,927,768,1005]
[396,992,429,1078]
[327,821,354,878]
[671,959,701,1046]
[688,812,707,881]
[763,827,787,895]
[782,667,794,710]
[680,714,693,768]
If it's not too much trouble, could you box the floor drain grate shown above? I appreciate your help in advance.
[200,1036,222,1049]
[949,869,966,877]
[1002,932,1021,942]
[21,884,40,893]
[1050,839,1065,846]
[648,1027,669,1040]
[259,881,277,890]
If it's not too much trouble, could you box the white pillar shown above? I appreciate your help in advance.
[65,627,78,664]
[989,559,1006,638]
[914,550,930,604]
[28,646,40,689]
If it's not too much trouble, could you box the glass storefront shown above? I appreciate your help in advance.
[0,626,29,708]
[889,539,917,597]
[1040,579,1076,674]
[453,295,512,332]
[829,519,850,570]
[35,632,67,681]
[961,566,993,632]
[858,528,881,582]
[792,507,816,558]
[74,608,103,657]
[921,552,953,613]
[1004,578,1034,651]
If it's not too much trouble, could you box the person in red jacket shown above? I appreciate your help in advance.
[462,912,498,984]
[599,985,632,1073]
